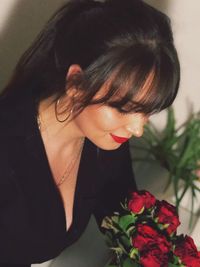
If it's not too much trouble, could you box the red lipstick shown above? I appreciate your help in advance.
[110,134,129,144]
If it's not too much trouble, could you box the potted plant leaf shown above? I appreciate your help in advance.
[130,107,200,228]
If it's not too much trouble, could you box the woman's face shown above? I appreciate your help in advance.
[67,64,150,150]
[74,102,149,150]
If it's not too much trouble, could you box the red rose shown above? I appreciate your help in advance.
[155,200,180,235]
[132,224,171,253]
[128,190,156,214]
[174,235,200,267]
[132,224,158,250]
[132,224,170,267]
[140,242,169,267]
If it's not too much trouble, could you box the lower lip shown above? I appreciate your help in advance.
[110,134,129,144]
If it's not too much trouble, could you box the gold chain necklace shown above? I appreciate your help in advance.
[37,114,84,187]
[56,138,84,186]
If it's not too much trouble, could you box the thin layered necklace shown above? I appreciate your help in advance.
[37,114,84,187]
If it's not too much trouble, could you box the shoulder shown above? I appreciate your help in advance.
[0,92,29,202]
[0,89,35,137]
[0,94,24,161]
[0,138,18,206]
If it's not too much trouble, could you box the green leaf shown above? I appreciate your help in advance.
[168,252,185,267]
[144,123,160,144]
[102,216,121,234]
[129,247,139,259]
[168,264,180,267]
[126,225,136,236]
[122,257,140,267]
[119,215,137,232]
[163,107,176,138]
[111,215,120,223]
[168,263,185,267]
[118,234,131,249]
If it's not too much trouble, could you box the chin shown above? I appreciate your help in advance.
[88,135,121,151]
[97,142,121,151]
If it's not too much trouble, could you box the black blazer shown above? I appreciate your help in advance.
[0,89,137,266]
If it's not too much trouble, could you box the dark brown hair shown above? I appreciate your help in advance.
[2,0,180,117]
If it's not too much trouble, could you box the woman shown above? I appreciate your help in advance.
[0,0,180,266]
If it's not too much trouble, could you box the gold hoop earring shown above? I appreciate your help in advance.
[54,98,73,123]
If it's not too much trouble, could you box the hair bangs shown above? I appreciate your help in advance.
[99,47,157,114]
[134,47,180,115]
[98,47,180,116]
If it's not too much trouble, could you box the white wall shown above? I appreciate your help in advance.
[0,0,66,90]
[0,0,199,127]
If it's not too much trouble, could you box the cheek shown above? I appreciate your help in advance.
[77,105,121,133]
[94,107,119,130]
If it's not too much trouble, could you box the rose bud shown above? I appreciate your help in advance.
[155,200,180,235]
[132,224,171,253]
[128,190,156,214]
[140,241,170,267]
[174,235,200,267]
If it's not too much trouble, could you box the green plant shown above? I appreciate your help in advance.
[130,107,200,226]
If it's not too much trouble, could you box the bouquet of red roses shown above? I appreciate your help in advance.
[102,190,200,267]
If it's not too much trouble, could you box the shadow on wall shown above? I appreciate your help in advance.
[0,0,66,90]
[0,0,169,91]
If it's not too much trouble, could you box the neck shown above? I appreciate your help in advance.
[37,96,85,155]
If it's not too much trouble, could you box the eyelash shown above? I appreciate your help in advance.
[116,108,134,115]
[109,105,147,118]
[116,108,150,123]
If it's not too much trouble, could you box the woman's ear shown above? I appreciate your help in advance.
[65,64,83,99]
[66,64,83,80]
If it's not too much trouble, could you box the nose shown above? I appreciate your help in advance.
[125,114,147,138]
